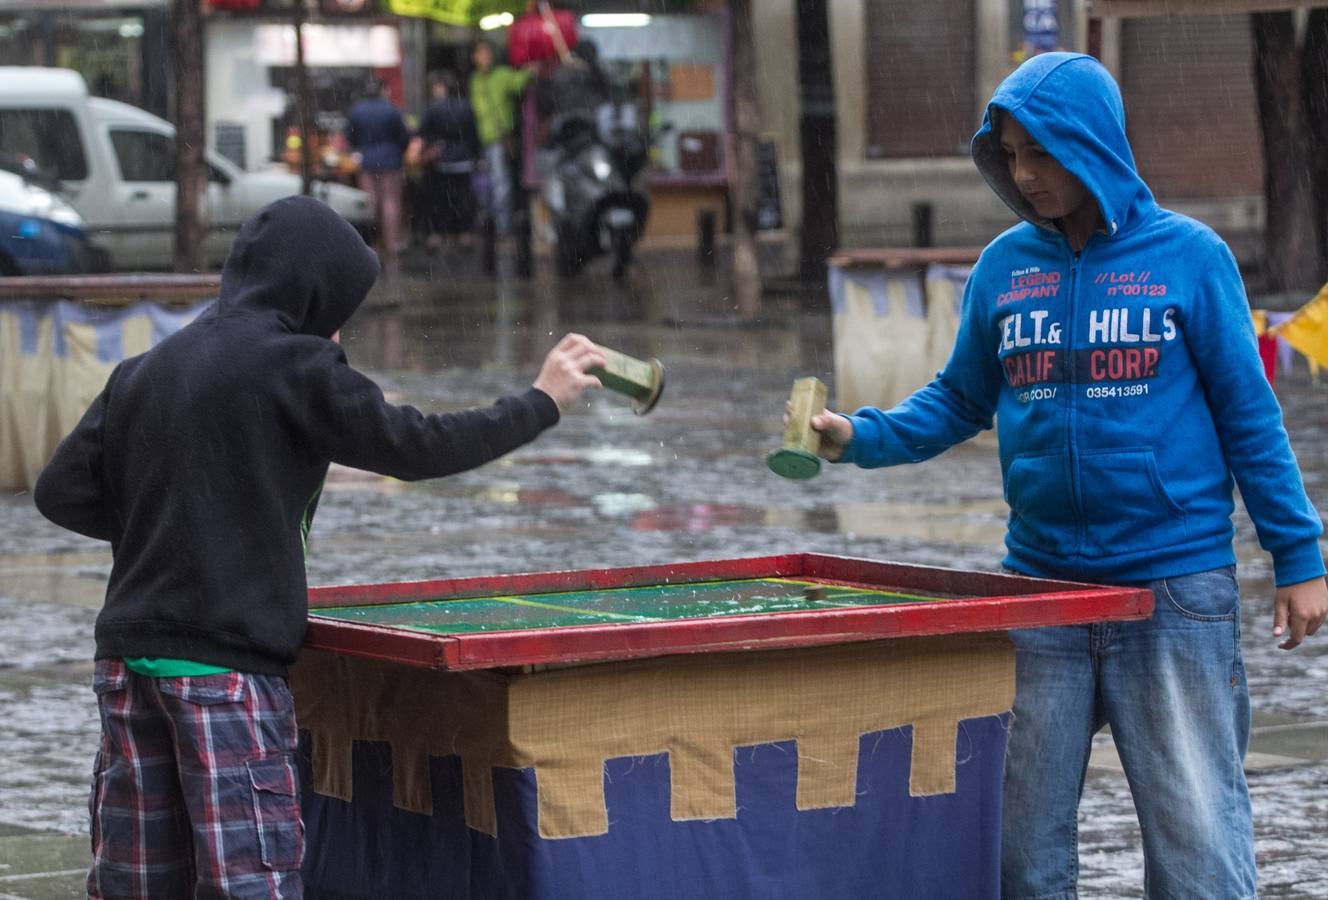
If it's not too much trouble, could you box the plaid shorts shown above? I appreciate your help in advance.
[87,659,303,899]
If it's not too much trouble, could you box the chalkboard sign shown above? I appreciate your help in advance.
[757,139,783,231]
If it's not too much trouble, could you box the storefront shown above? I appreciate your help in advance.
[584,10,729,237]
[205,3,410,177]
[393,4,733,240]
[457,6,730,241]
[1,0,733,239]
[0,0,170,118]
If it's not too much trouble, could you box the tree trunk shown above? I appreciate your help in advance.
[172,0,207,273]
[1252,12,1318,296]
[1303,9,1328,285]
[729,0,762,319]
[796,0,839,283]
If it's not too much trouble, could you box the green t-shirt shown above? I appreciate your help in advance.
[123,657,232,677]
[469,65,534,146]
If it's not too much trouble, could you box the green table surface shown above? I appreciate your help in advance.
[310,578,961,635]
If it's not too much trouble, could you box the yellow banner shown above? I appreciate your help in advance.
[1269,283,1328,369]
[386,0,521,26]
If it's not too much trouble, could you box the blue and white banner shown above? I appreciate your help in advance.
[0,296,212,489]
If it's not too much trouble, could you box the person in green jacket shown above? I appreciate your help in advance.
[470,39,534,235]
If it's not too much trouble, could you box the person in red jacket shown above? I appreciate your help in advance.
[508,0,579,68]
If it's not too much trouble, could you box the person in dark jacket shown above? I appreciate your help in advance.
[346,81,410,256]
[546,39,611,125]
[418,70,480,248]
[33,196,605,899]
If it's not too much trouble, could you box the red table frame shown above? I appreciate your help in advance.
[304,553,1153,672]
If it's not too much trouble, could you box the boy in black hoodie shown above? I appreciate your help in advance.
[33,196,605,898]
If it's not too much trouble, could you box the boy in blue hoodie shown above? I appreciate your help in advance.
[803,54,1326,897]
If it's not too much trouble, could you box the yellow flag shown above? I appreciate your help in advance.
[1270,283,1328,369]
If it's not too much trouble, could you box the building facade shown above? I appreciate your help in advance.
[751,0,1265,263]
[0,1,1272,262]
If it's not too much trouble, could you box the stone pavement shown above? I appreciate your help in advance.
[3,243,1325,898]
[0,825,89,900]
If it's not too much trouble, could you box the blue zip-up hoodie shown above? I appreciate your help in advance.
[839,53,1324,587]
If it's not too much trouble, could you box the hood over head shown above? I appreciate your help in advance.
[971,52,1154,239]
[218,195,380,337]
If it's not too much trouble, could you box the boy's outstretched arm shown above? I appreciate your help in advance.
[789,377,992,466]
[1273,577,1328,650]
[33,388,114,541]
[315,333,605,481]
[831,373,994,469]
[801,269,1002,470]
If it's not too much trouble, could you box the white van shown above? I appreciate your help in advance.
[0,67,374,270]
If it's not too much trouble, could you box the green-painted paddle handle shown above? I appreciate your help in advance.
[588,347,666,415]
[767,376,827,479]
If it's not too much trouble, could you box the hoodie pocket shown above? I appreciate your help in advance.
[1004,451,1076,555]
[1078,448,1187,555]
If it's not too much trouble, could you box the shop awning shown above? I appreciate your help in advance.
[386,0,524,27]
[1087,0,1323,14]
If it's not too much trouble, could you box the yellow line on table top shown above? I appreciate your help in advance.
[764,577,947,604]
[490,595,651,622]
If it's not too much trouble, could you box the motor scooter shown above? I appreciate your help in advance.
[541,107,665,279]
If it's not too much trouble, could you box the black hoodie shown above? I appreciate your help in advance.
[33,196,559,675]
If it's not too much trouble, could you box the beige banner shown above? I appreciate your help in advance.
[0,314,146,490]
[0,299,205,490]
[293,634,1016,841]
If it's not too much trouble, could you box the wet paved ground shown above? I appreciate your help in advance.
[2,245,1325,897]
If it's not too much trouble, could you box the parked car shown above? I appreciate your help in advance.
[0,157,103,276]
[0,67,374,270]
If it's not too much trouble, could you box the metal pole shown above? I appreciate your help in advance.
[172,0,207,272]
[294,0,313,196]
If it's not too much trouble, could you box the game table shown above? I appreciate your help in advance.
[292,553,1152,899]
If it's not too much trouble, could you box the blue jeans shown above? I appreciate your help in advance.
[1001,566,1255,899]
[484,140,513,235]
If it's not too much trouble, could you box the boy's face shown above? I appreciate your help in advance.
[999,115,1094,223]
